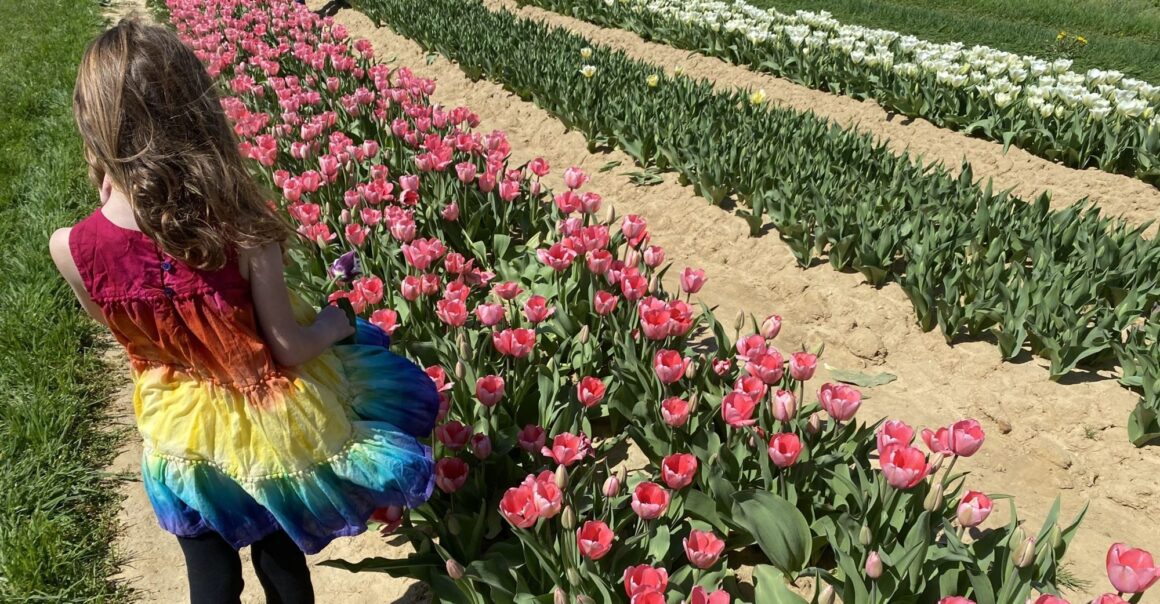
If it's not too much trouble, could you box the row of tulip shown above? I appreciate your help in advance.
[164,0,1159,601]
[350,0,1160,448]
[515,0,1160,186]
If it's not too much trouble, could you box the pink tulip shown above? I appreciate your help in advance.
[492,281,523,300]
[735,334,767,361]
[1107,543,1159,594]
[537,243,578,271]
[517,424,546,453]
[767,432,803,468]
[721,392,758,428]
[686,586,730,604]
[876,420,914,454]
[523,471,562,518]
[683,529,725,569]
[603,473,621,497]
[541,432,592,467]
[577,520,613,560]
[1091,595,1129,604]
[653,350,691,384]
[400,276,421,301]
[470,433,492,460]
[621,215,647,244]
[492,328,536,358]
[956,491,993,528]
[563,166,588,190]
[581,191,602,213]
[499,484,539,529]
[434,421,470,450]
[353,276,384,305]
[523,295,556,323]
[620,272,649,301]
[818,383,862,422]
[734,375,768,402]
[455,162,477,183]
[921,426,953,455]
[643,245,665,268]
[369,309,399,335]
[679,267,706,294]
[631,482,670,520]
[474,303,506,327]
[475,375,505,407]
[712,359,731,376]
[593,290,619,315]
[865,551,882,579]
[661,453,698,489]
[760,314,782,339]
[434,457,468,493]
[498,178,521,202]
[661,397,691,427]
[772,390,797,422]
[745,350,785,385]
[789,352,817,381]
[435,298,467,327]
[528,157,550,177]
[577,377,606,408]
[949,419,985,457]
[937,598,976,604]
[440,201,459,221]
[879,444,930,490]
[587,249,613,274]
[623,565,668,598]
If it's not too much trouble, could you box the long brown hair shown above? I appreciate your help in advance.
[73,18,290,270]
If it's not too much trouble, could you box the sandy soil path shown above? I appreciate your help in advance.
[481,0,1160,233]
[328,5,1160,598]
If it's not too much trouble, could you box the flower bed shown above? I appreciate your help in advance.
[518,0,1160,187]
[163,0,1159,601]
[348,0,1160,446]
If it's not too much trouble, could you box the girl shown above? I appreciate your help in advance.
[50,19,439,604]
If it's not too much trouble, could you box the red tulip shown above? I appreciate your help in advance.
[760,314,782,339]
[1031,596,1070,604]
[956,491,993,528]
[623,564,668,598]
[767,432,803,468]
[879,444,930,490]
[577,520,614,560]
[721,392,758,428]
[653,350,691,384]
[434,457,468,493]
[631,592,666,604]
[631,482,670,520]
[517,424,546,453]
[541,432,592,467]
[470,433,492,460]
[683,529,726,569]
[771,390,797,422]
[563,166,588,189]
[370,505,405,535]
[577,376,606,408]
[492,281,523,300]
[435,298,467,327]
[1107,543,1159,594]
[475,375,505,407]
[434,421,471,450]
[594,290,619,315]
[921,426,953,455]
[789,352,817,381]
[369,309,399,335]
[949,419,985,457]
[937,598,976,604]
[523,295,556,323]
[686,586,730,604]
[877,420,915,455]
[661,453,698,489]
[492,328,536,358]
[745,350,785,385]
[661,397,691,427]
[679,267,706,294]
[499,484,539,529]
[523,471,563,518]
[818,383,862,422]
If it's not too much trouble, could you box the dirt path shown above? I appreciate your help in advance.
[331,5,1159,598]
[474,0,1159,233]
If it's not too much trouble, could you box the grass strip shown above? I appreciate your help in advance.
[352,0,1160,445]
[0,0,128,600]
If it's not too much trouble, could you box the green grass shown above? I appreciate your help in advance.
[0,0,129,601]
[754,0,1160,83]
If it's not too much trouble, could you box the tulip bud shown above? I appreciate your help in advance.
[554,586,567,604]
[865,550,883,580]
[1009,526,1026,549]
[446,558,465,580]
[923,483,945,513]
[454,360,466,380]
[858,524,872,547]
[806,412,822,434]
[458,338,472,359]
[340,209,352,224]
[567,567,581,586]
[684,359,697,380]
[563,503,577,528]
[602,473,621,497]
[1048,524,1062,550]
[674,65,685,77]
[446,514,460,536]
[555,465,569,490]
[616,466,627,486]
[648,275,658,294]
[733,309,746,331]
[1013,536,1037,568]
[605,206,616,225]
[578,325,589,343]
[818,584,836,604]
[928,452,945,474]
[576,596,595,604]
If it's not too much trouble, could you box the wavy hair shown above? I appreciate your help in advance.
[73,18,290,270]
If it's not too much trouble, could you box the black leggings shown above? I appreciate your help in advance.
[176,530,314,604]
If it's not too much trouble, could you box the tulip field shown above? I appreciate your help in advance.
[137,0,1160,602]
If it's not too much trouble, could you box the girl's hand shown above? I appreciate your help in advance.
[316,304,356,342]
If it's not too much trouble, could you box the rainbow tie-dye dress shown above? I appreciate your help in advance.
[70,209,438,554]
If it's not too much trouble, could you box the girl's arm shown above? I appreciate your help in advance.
[244,241,355,367]
[49,228,107,326]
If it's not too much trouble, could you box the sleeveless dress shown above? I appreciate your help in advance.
[69,209,439,554]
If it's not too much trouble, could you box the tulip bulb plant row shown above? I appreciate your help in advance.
[163,0,1159,602]
[517,0,1160,186]
[349,0,1160,449]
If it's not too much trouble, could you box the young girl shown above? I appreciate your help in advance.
[50,19,439,604]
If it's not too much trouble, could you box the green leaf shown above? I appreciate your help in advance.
[731,490,812,575]
[824,364,898,387]
[753,566,808,604]
[684,488,730,534]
